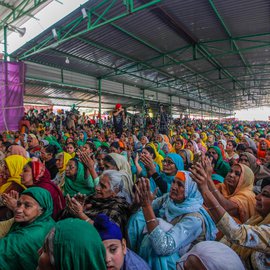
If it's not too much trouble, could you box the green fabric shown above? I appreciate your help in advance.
[44,136,63,153]
[53,218,106,270]
[209,146,231,178]
[0,187,55,270]
[64,160,95,197]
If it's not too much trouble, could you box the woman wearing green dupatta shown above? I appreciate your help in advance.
[208,146,231,178]
[0,187,55,270]
[63,158,96,197]
[37,218,106,270]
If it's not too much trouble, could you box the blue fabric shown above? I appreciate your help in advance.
[94,214,122,241]
[158,171,217,241]
[127,171,217,270]
[122,249,150,270]
[159,153,184,193]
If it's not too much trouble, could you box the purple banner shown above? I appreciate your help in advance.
[0,61,25,131]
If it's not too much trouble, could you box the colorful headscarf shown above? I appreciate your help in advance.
[0,155,28,193]
[56,152,72,174]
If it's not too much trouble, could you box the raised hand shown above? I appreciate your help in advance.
[189,162,209,192]
[66,194,84,218]
[2,191,18,211]
[140,155,156,175]
[80,152,95,169]
[134,178,158,207]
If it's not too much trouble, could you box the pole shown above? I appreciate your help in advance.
[98,78,102,128]
[142,89,145,129]
[4,25,8,62]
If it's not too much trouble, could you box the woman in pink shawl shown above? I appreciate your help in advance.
[21,160,65,219]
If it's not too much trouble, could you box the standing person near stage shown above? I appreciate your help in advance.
[113,104,125,138]
[159,105,169,135]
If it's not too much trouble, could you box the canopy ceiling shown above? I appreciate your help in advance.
[9,0,270,114]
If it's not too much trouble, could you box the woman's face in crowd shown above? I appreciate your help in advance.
[96,153,106,170]
[162,158,177,176]
[260,140,268,150]
[255,185,270,218]
[110,146,120,154]
[157,135,163,143]
[238,155,250,167]
[140,137,147,145]
[103,160,118,171]
[82,144,92,154]
[21,165,34,187]
[226,141,234,151]
[224,165,241,194]
[207,149,219,161]
[169,177,185,203]
[103,239,126,270]
[79,132,84,140]
[65,160,77,177]
[40,148,53,162]
[14,195,42,224]
[218,141,224,149]
[55,154,64,169]
[66,137,74,144]
[186,142,194,152]
[66,144,75,154]
[179,151,187,165]
[174,140,183,150]
[95,174,114,199]
[141,149,152,159]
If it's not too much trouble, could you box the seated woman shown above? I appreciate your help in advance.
[0,187,55,270]
[208,146,231,178]
[62,170,131,232]
[205,161,255,224]
[94,214,150,270]
[37,218,106,270]
[65,142,76,158]
[171,138,185,155]
[103,153,134,200]
[40,145,58,179]
[191,162,270,270]
[20,161,65,220]
[177,241,244,270]
[239,152,270,193]
[139,153,184,196]
[52,151,72,187]
[6,145,28,159]
[63,158,97,197]
[156,134,169,155]
[178,149,193,170]
[0,155,28,220]
[127,173,216,270]
[225,140,239,166]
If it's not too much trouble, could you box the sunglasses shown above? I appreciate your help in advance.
[208,151,217,155]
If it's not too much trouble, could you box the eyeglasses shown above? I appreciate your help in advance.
[162,159,175,165]
[208,151,217,155]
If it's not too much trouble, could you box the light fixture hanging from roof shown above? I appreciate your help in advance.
[7,24,26,37]
[81,8,88,19]
[52,28,58,40]
[65,57,70,64]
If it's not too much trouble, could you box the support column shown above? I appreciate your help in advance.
[142,89,145,129]
[98,78,102,128]
[4,25,7,62]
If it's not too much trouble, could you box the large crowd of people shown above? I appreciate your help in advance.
[0,104,269,269]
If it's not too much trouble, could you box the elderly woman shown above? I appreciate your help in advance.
[205,160,255,223]
[156,134,169,154]
[178,149,193,170]
[27,134,41,158]
[6,145,28,159]
[191,162,270,270]
[62,170,131,232]
[52,152,72,187]
[177,241,244,270]
[20,160,65,220]
[94,214,150,270]
[0,187,55,270]
[127,173,216,270]
[37,218,106,270]
[102,153,134,200]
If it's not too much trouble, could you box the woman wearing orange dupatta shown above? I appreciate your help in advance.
[257,138,270,161]
[214,164,256,223]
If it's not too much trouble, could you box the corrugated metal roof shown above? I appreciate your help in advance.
[11,0,270,112]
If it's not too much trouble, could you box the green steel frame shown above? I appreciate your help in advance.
[0,0,50,29]
[10,0,270,114]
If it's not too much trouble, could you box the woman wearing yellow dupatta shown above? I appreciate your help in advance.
[0,155,27,194]
[146,142,164,170]
[52,152,72,188]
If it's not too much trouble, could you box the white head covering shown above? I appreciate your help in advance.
[177,241,245,270]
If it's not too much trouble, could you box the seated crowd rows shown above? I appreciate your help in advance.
[0,109,269,270]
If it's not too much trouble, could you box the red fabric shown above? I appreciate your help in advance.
[32,161,65,219]
[115,103,122,110]
[257,139,270,159]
